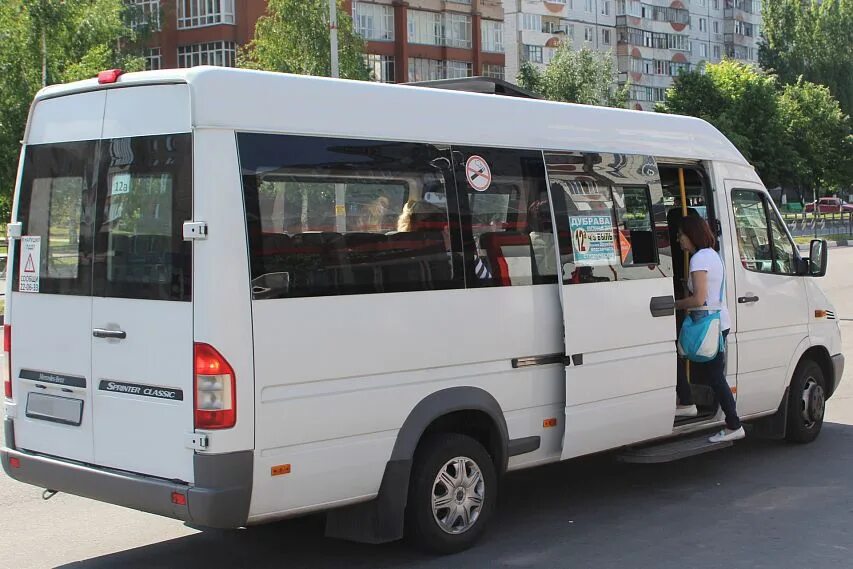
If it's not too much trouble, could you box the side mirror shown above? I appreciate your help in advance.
[809,239,828,277]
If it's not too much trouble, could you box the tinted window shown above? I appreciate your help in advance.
[92,134,193,301]
[13,141,96,295]
[452,147,555,287]
[239,134,464,299]
[546,152,670,284]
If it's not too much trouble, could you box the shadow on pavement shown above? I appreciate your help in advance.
[58,422,853,569]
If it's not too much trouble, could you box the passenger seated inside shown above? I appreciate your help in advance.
[397,199,492,280]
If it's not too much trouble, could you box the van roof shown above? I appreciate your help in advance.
[34,66,749,165]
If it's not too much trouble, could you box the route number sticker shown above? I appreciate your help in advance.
[19,235,41,293]
[465,155,492,192]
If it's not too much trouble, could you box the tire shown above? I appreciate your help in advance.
[785,359,827,444]
[405,434,497,554]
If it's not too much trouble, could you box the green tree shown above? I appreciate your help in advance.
[0,0,144,217]
[777,78,853,199]
[238,0,369,80]
[516,43,629,107]
[657,60,795,189]
[760,0,853,116]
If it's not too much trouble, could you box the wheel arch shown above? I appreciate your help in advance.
[324,386,509,544]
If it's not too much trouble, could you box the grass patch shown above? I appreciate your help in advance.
[793,234,852,245]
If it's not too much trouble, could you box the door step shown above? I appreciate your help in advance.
[617,434,733,464]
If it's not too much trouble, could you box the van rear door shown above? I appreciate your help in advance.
[11,84,196,482]
[10,92,105,464]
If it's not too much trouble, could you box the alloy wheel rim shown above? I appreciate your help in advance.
[431,456,485,535]
[801,377,825,429]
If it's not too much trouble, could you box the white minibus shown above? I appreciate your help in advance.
[1,67,844,553]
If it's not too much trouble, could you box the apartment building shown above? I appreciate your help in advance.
[503,0,761,111]
[131,0,506,84]
[353,0,506,83]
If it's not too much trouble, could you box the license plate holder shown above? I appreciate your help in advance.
[26,392,84,426]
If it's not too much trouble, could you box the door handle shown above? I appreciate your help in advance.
[93,328,127,339]
[649,295,676,317]
[738,296,759,304]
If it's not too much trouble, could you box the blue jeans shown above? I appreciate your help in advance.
[676,330,741,430]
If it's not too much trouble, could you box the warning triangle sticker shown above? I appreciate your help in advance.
[24,254,35,273]
[618,231,632,264]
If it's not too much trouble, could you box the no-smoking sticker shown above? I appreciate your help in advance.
[465,155,492,192]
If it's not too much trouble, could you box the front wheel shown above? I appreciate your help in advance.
[406,434,497,554]
[785,360,826,444]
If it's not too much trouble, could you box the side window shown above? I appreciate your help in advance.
[239,134,463,299]
[13,141,95,295]
[732,189,797,275]
[93,134,193,301]
[613,186,659,266]
[452,147,555,287]
[546,152,670,284]
[769,208,797,274]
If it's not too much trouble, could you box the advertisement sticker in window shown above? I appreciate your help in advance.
[569,215,618,266]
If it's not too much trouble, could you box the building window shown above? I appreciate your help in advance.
[713,0,719,8]
[617,0,642,17]
[713,44,721,59]
[353,2,395,41]
[364,54,395,82]
[129,0,160,31]
[698,43,708,57]
[482,64,505,80]
[699,18,706,32]
[408,10,442,45]
[177,41,236,68]
[145,47,162,70]
[407,9,471,48]
[713,20,719,34]
[602,29,611,45]
[481,20,504,53]
[585,0,594,12]
[522,13,542,31]
[601,0,611,16]
[445,13,472,48]
[446,60,473,78]
[177,0,234,29]
[522,44,543,63]
[584,26,594,42]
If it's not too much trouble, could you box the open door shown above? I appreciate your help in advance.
[544,152,678,459]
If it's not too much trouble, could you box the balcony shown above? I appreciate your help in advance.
[724,32,754,47]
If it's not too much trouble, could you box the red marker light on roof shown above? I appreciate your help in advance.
[97,69,123,84]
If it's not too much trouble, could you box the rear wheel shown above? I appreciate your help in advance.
[785,360,826,444]
[406,434,497,554]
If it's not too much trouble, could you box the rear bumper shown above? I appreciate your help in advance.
[831,354,845,396]
[1,425,252,529]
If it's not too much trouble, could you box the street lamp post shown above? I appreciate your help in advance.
[329,0,340,78]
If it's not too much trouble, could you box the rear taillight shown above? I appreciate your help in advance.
[3,324,10,398]
[193,343,236,429]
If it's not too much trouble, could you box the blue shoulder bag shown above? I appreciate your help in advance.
[677,263,725,363]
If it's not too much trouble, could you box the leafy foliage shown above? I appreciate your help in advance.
[238,0,369,80]
[657,60,853,197]
[516,43,629,108]
[0,0,144,217]
[760,0,853,116]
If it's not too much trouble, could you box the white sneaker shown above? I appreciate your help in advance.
[709,426,746,443]
[675,404,698,417]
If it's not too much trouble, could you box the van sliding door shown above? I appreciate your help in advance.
[545,152,678,459]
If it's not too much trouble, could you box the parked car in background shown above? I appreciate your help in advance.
[804,197,853,213]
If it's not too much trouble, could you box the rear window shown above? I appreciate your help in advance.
[13,134,192,301]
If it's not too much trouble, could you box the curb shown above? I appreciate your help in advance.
[797,239,851,252]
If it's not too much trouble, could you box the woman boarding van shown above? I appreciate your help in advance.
[2,68,844,553]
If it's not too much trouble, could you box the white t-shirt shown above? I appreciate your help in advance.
[688,248,731,332]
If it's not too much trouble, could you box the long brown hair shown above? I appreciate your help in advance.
[680,215,716,250]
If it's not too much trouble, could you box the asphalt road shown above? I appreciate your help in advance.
[1,248,852,569]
